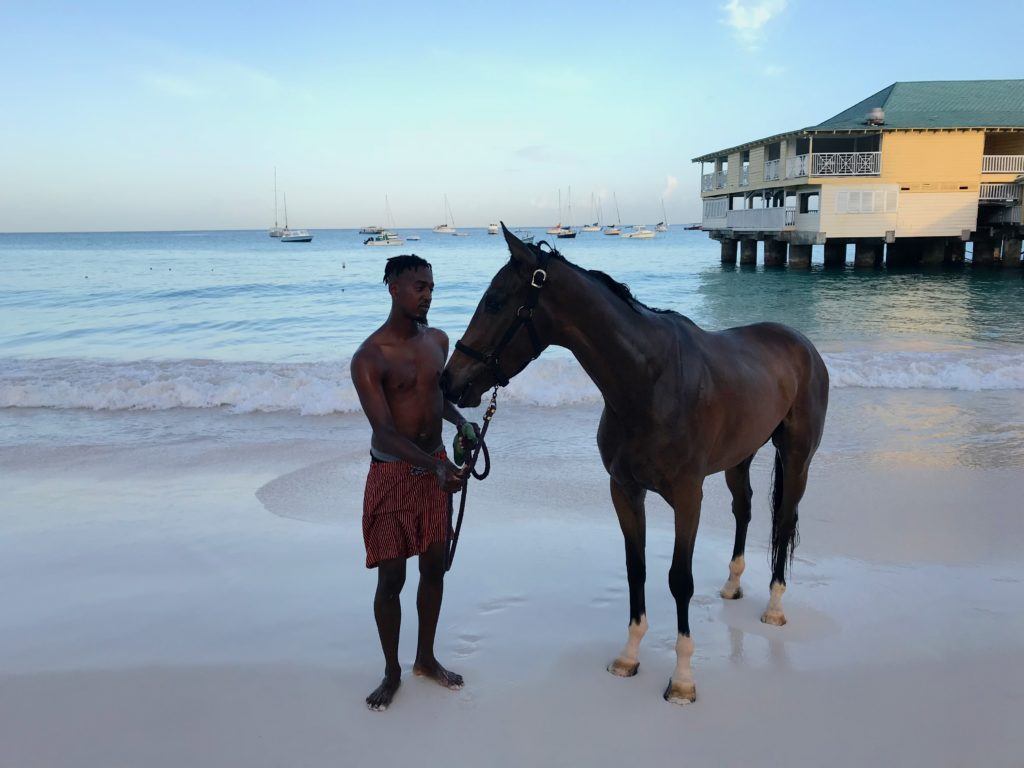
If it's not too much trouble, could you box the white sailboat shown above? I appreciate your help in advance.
[364,195,405,246]
[557,186,577,238]
[603,193,622,235]
[268,168,284,237]
[655,198,669,232]
[581,193,601,231]
[546,189,563,234]
[487,223,499,235]
[279,193,313,242]
[433,195,462,235]
[622,224,656,239]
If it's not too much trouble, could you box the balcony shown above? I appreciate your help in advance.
[812,151,881,176]
[701,171,728,192]
[725,207,797,231]
[979,183,1022,202]
[786,154,809,178]
[982,155,1024,173]
[764,158,780,181]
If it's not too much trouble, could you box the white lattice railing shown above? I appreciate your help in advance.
[740,166,749,186]
[786,154,809,178]
[979,183,1022,201]
[726,207,796,231]
[812,152,881,176]
[715,171,727,188]
[701,173,714,192]
[982,155,1024,173]
[764,159,780,181]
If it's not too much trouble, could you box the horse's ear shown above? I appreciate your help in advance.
[501,221,538,268]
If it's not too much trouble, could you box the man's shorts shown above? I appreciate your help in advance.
[362,449,450,568]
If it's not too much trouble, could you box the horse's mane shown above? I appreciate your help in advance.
[531,243,678,316]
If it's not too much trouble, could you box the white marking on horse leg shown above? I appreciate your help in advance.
[663,633,696,704]
[720,555,745,599]
[607,614,647,677]
[760,581,787,626]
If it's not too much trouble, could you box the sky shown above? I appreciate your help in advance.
[3,0,1024,232]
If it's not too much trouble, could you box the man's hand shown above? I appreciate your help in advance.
[434,458,467,493]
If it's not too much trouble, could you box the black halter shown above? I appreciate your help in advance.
[453,246,552,387]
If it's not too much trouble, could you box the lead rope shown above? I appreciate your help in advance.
[445,385,499,571]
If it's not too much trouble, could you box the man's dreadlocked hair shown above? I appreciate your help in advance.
[383,254,432,285]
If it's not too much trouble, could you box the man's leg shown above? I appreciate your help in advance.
[366,556,406,711]
[412,540,463,689]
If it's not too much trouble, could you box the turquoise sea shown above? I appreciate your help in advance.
[1,228,1023,455]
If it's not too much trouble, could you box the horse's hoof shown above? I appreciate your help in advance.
[607,659,639,677]
[720,585,743,600]
[760,610,787,626]
[663,679,697,705]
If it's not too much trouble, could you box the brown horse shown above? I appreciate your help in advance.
[441,225,829,704]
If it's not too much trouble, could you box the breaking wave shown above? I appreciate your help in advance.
[1,348,1022,413]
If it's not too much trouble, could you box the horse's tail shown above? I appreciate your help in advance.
[768,447,799,576]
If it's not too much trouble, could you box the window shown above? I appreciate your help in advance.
[799,193,820,213]
[834,189,898,214]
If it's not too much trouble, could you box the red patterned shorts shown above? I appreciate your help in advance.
[362,450,450,568]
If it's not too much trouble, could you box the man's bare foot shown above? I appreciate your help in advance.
[413,658,464,689]
[366,674,401,711]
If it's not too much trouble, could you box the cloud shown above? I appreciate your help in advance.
[764,64,787,77]
[132,41,282,100]
[662,175,679,200]
[722,0,787,48]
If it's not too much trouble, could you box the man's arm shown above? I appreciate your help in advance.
[350,345,448,473]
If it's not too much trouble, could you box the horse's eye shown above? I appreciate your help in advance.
[484,293,505,314]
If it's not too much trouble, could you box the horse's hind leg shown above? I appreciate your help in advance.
[720,455,754,600]
[762,434,813,627]
[607,477,648,677]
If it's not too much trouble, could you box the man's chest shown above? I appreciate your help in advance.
[382,343,444,394]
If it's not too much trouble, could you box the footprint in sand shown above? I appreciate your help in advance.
[591,584,625,608]
[453,632,482,658]
[477,595,526,615]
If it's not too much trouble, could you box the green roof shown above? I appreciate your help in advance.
[812,80,1024,130]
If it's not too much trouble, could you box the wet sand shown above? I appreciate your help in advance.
[1,392,1022,767]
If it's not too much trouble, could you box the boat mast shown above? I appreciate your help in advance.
[567,186,574,228]
[274,168,279,228]
[283,192,289,230]
[662,197,669,226]
[614,192,622,226]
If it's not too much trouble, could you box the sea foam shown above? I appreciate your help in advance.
[1,349,1022,413]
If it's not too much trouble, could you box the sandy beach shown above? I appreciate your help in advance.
[2,389,1022,767]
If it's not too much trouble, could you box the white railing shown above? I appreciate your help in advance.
[982,155,1024,173]
[701,173,714,192]
[764,158,780,181]
[740,166,749,186]
[812,152,881,176]
[715,171,727,188]
[979,183,1022,201]
[725,207,796,231]
[786,154,809,178]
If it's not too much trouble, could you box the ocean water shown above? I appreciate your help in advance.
[1,227,1023,418]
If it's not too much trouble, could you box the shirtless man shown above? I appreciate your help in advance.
[350,254,473,712]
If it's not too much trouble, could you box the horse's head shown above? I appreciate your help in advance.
[442,223,555,407]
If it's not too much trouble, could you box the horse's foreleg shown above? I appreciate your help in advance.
[665,478,703,705]
[607,477,647,677]
[721,456,754,600]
